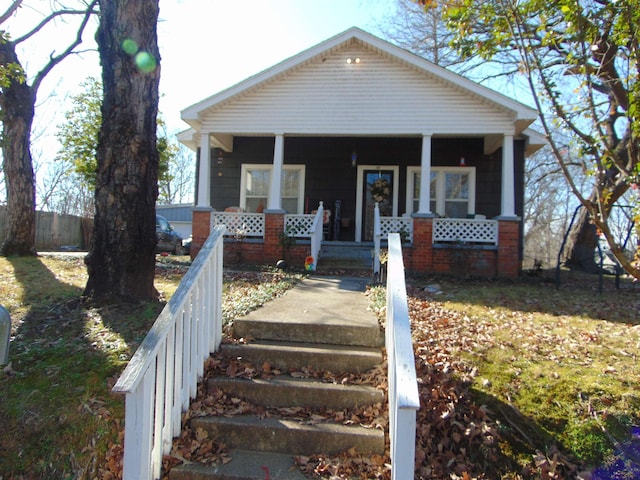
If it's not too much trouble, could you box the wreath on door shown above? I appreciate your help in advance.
[369,178,391,203]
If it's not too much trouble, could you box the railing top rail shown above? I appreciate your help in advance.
[113,225,226,395]
[387,233,420,409]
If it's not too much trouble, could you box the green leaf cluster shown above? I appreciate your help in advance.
[56,77,174,191]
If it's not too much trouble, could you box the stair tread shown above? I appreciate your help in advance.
[209,375,384,409]
[191,414,385,455]
[170,449,308,480]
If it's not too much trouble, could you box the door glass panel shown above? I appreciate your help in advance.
[363,170,393,241]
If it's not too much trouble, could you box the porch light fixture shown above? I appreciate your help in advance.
[351,150,357,167]
[346,57,361,64]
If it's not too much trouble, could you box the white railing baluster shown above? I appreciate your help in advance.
[113,226,226,480]
[386,233,420,480]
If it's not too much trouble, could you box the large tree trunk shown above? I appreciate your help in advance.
[0,41,37,257]
[84,0,161,301]
[563,203,600,273]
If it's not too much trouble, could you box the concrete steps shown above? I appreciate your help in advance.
[317,242,374,271]
[219,341,382,374]
[208,376,384,410]
[169,276,385,480]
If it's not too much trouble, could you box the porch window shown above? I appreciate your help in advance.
[240,164,305,213]
[407,166,476,217]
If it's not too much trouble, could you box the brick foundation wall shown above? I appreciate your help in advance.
[408,216,521,279]
[190,208,213,260]
[496,219,521,278]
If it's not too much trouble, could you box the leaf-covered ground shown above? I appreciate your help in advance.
[2,255,638,479]
[163,272,640,480]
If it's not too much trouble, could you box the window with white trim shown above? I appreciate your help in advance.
[240,164,305,213]
[407,166,476,217]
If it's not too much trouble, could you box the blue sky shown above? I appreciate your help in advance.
[157,0,392,133]
[12,0,394,150]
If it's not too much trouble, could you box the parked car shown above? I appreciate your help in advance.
[156,215,185,255]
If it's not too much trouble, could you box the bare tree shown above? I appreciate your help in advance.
[436,0,640,279]
[84,0,161,301]
[0,0,97,256]
[158,143,195,205]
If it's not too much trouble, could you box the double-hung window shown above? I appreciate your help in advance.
[240,164,305,213]
[407,166,476,217]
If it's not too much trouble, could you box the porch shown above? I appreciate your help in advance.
[191,204,521,278]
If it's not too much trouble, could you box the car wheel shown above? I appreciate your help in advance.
[174,244,186,255]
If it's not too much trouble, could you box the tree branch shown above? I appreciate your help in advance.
[30,0,98,95]
[0,0,23,25]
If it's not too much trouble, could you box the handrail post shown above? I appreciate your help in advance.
[309,201,324,271]
[373,203,381,277]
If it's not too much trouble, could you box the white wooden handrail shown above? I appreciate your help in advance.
[309,201,324,272]
[386,233,420,480]
[112,225,225,480]
[373,202,381,276]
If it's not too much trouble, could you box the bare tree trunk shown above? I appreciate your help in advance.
[0,41,36,256]
[563,201,599,273]
[84,0,160,301]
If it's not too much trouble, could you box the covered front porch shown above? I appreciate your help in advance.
[191,204,521,278]
[179,27,543,278]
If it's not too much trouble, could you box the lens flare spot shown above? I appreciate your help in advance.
[122,38,138,55]
[135,51,157,73]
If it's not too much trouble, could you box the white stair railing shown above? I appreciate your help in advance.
[373,203,381,276]
[309,202,324,272]
[386,233,420,480]
[112,225,226,480]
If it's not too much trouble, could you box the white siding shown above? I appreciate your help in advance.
[200,42,515,136]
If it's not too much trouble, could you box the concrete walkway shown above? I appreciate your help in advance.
[238,275,378,331]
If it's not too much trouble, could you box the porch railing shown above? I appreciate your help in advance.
[432,218,498,245]
[113,226,225,480]
[284,213,315,237]
[373,204,414,276]
[386,233,420,480]
[211,211,265,238]
[308,202,324,272]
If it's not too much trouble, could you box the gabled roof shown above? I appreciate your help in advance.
[180,27,540,150]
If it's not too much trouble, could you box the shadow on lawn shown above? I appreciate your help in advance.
[0,256,162,478]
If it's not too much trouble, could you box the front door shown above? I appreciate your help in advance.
[362,169,394,242]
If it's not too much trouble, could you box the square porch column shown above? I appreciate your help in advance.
[418,134,432,214]
[196,133,211,208]
[500,134,516,218]
[267,134,284,212]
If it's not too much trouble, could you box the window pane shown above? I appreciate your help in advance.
[246,169,270,196]
[445,201,468,218]
[430,172,437,200]
[282,198,298,214]
[281,170,299,197]
[246,197,266,213]
[445,173,468,200]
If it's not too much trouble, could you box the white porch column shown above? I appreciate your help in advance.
[418,134,432,214]
[196,133,211,207]
[267,133,284,211]
[501,134,516,217]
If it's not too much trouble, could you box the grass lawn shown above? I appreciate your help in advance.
[0,254,638,479]
[0,254,301,479]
